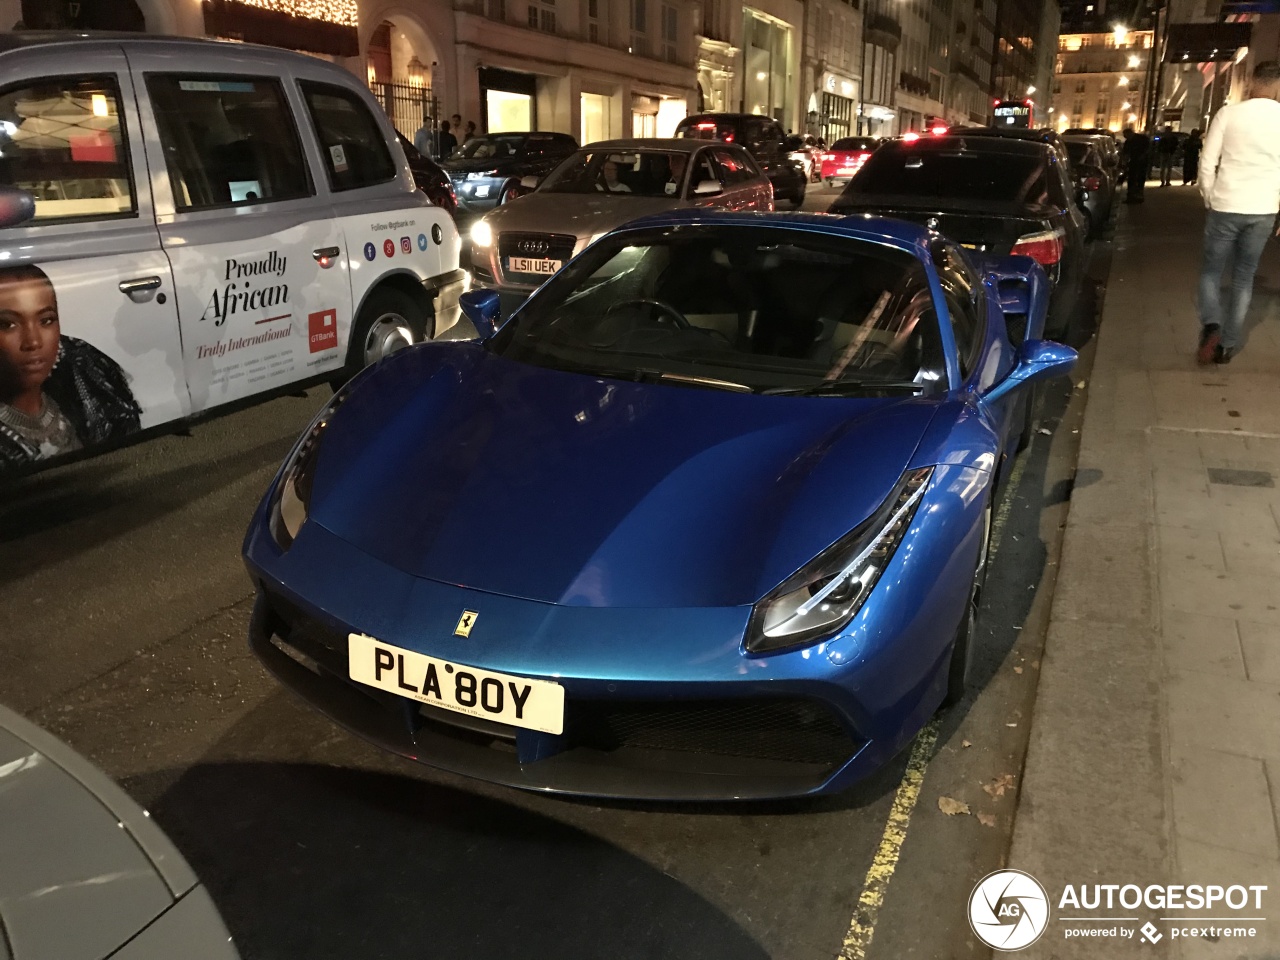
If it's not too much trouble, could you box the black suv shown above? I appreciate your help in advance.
[443,132,578,214]
[675,113,807,209]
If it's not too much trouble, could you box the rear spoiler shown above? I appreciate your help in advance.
[972,254,1050,341]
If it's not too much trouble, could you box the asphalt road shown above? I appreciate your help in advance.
[0,185,1112,960]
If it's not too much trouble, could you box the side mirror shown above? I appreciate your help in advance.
[692,179,723,196]
[983,339,1077,406]
[459,288,502,341]
[0,186,35,229]
[520,175,539,190]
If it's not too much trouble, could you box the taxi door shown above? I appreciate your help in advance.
[126,46,352,414]
[0,47,186,476]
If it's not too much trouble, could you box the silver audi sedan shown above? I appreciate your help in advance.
[467,138,773,305]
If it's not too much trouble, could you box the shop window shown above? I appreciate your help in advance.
[0,75,135,222]
[147,74,311,210]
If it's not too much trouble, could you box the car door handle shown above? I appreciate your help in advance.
[119,276,162,303]
[313,246,341,265]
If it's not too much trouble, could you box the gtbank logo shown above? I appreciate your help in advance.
[308,309,338,353]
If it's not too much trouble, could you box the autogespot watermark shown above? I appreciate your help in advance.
[967,872,1268,950]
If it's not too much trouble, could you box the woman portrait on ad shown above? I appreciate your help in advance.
[0,263,141,470]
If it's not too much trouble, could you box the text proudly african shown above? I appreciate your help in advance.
[200,252,289,326]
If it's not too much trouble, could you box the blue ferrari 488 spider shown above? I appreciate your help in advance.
[242,211,1075,800]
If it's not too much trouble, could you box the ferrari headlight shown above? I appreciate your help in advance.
[470,220,493,248]
[745,467,934,654]
[269,386,354,549]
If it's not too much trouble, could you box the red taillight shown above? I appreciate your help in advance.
[1084,176,1102,191]
[930,124,949,136]
[902,132,920,143]
[1011,228,1066,266]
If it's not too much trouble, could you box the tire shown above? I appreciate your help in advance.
[826,177,835,188]
[942,498,993,708]
[335,286,429,387]
[498,182,523,204]
[1016,383,1038,453]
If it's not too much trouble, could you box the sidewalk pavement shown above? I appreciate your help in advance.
[1010,186,1280,959]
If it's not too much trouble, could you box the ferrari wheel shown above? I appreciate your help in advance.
[942,498,993,708]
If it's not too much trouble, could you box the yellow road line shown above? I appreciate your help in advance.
[840,413,1037,959]
[840,717,940,959]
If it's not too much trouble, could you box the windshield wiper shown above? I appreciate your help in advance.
[761,379,926,397]
[654,371,753,393]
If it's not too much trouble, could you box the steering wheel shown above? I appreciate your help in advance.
[604,298,691,329]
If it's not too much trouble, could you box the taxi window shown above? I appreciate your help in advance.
[146,75,312,210]
[299,82,396,192]
[0,76,135,223]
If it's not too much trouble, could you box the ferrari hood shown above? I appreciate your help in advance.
[308,345,939,608]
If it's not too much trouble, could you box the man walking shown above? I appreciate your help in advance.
[1156,125,1178,186]
[1182,128,1202,185]
[1196,60,1280,364]
[1122,126,1151,203]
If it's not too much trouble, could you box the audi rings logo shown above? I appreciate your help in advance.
[969,870,1050,951]
[517,238,550,257]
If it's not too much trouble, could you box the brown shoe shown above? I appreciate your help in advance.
[1197,325,1221,365]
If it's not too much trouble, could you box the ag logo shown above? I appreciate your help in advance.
[969,869,1050,951]
[454,610,478,638]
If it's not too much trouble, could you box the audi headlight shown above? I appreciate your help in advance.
[269,386,354,549]
[746,467,934,654]
[470,220,493,248]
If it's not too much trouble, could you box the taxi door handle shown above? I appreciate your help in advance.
[313,246,341,266]
[119,276,162,303]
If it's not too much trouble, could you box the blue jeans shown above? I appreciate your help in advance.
[1198,210,1274,349]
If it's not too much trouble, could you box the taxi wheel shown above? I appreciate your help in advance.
[942,498,992,708]
[336,288,428,386]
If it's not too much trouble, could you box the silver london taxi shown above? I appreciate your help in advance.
[0,33,465,477]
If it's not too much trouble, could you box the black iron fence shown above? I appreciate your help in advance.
[371,79,439,155]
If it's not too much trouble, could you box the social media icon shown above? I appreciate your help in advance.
[383,238,395,258]
[417,233,428,250]
[363,241,376,261]
[400,236,412,254]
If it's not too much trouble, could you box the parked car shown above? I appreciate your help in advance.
[786,133,823,182]
[675,112,807,208]
[0,33,465,481]
[398,132,457,218]
[821,136,880,186]
[243,210,1076,801]
[1063,137,1115,237]
[830,135,1088,338]
[0,701,239,959]
[442,132,579,214]
[468,139,773,304]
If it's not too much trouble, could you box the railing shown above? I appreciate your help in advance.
[865,12,903,48]
[899,71,931,97]
[370,79,439,153]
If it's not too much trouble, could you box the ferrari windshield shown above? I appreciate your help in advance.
[490,226,948,395]
[539,149,706,198]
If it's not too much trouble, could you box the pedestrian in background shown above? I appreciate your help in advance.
[1156,125,1178,187]
[463,120,477,143]
[1122,126,1152,202]
[413,113,432,156]
[1195,60,1280,364]
[1183,128,1202,185]
[436,119,457,159]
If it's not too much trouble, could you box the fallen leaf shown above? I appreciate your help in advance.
[1014,666,1023,674]
[938,796,971,816]
[962,740,972,748]
[983,774,1017,799]
[1076,380,1086,389]
[977,813,997,828]
[1038,427,1052,435]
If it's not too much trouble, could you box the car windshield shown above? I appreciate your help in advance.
[1065,141,1091,165]
[455,135,525,160]
[539,150,703,198]
[835,143,1050,204]
[489,226,947,395]
[832,138,876,151]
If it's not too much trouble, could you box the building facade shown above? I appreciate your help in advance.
[1050,24,1154,132]
[949,0,998,125]
[860,0,904,134]
[800,0,863,143]
[992,0,1061,126]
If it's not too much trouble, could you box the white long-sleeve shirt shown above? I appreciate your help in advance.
[1200,96,1280,214]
